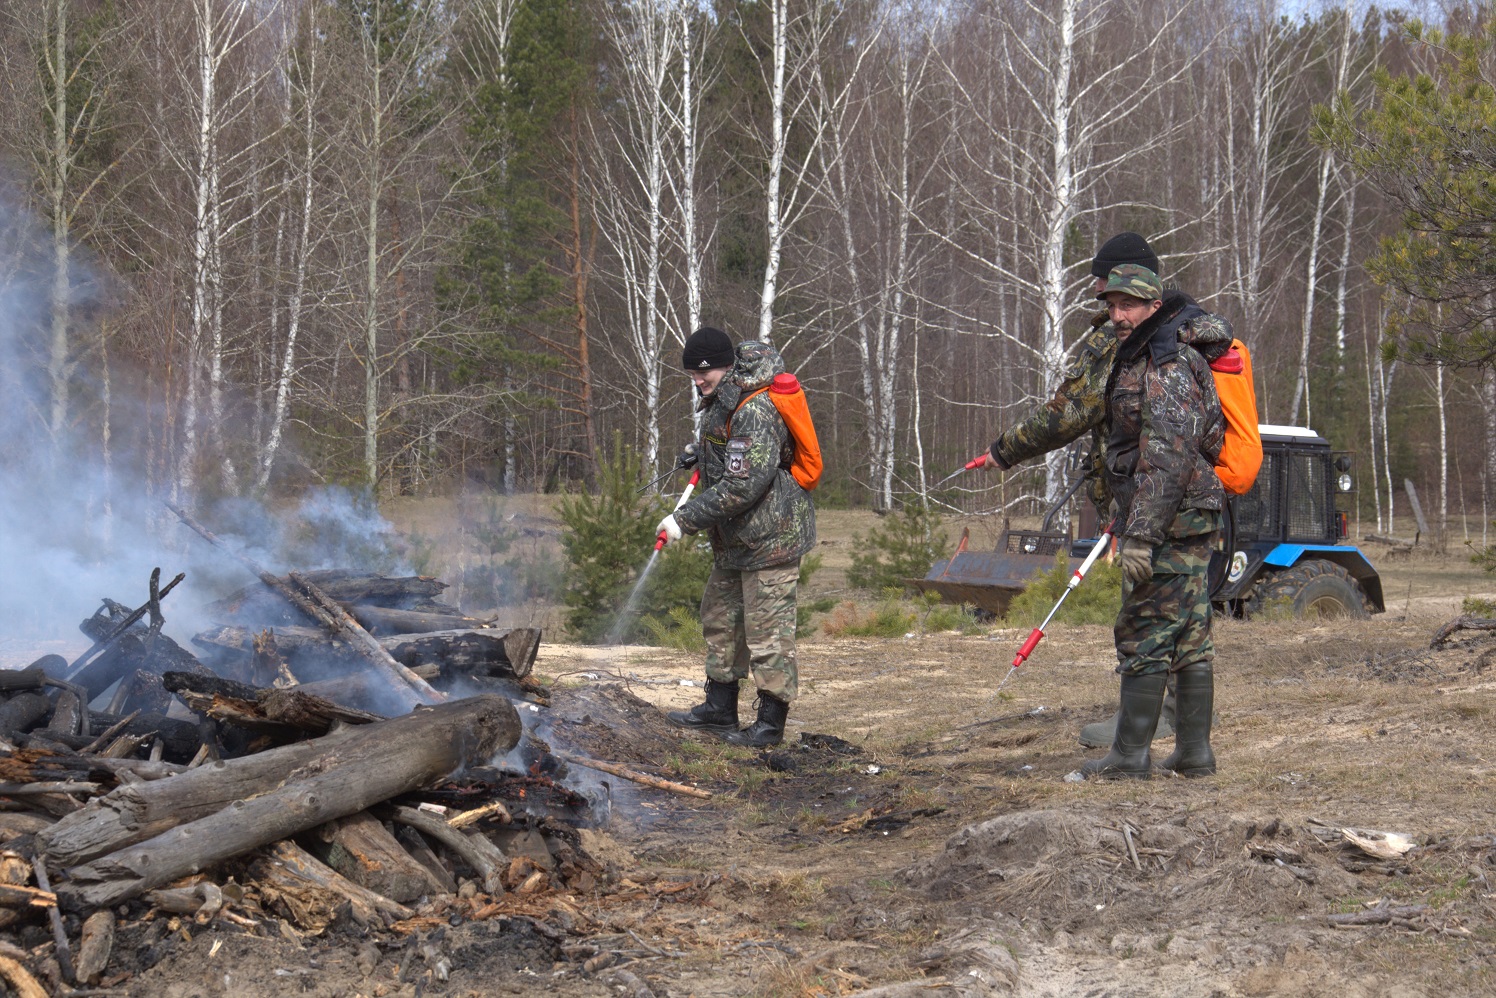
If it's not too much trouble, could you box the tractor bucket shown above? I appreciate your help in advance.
[907,525,1078,619]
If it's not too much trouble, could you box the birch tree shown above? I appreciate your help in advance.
[941,0,1207,501]
[255,0,336,492]
[331,0,454,489]
[815,6,941,508]
[592,0,682,471]
[752,0,834,347]
[1291,3,1360,424]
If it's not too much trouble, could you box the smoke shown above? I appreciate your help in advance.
[0,184,410,660]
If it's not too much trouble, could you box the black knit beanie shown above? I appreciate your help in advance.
[1090,232,1160,280]
[681,326,734,371]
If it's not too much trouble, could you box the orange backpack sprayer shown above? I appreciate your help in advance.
[729,373,823,490]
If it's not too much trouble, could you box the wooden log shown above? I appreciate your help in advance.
[384,628,539,680]
[49,696,519,907]
[41,695,513,867]
[0,663,46,693]
[145,881,225,920]
[76,910,115,984]
[196,625,535,682]
[207,571,454,624]
[66,574,185,676]
[1329,903,1429,927]
[253,840,412,930]
[0,693,51,737]
[14,738,183,781]
[288,572,446,704]
[0,883,56,908]
[387,805,506,895]
[72,631,210,705]
[31,857,73,983]
[1430,615,1496,649]
[83,711,202,762]
[348,605,496,636]
[45,689,84,737]
[118,669,172,717]
[395,827,458,894]
[305,572,451,609]
[316,811,447,903]
[0,814,54,842]
[162,671,384,737]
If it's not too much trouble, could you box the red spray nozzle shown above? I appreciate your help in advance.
[964,454,987,471]
[654,531,668,551]
[1011,627,1044,669]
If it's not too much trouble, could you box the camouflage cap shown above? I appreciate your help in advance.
[1097,264,1163,301]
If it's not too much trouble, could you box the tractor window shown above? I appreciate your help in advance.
[1285,450,1329,541]
[1234,449,1281,540]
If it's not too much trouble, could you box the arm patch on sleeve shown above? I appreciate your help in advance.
[725,437,751,477]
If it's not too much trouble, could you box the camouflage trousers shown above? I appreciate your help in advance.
[700,561,800,702]
[1114,530,1218,677]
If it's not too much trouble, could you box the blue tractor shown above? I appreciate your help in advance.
[1211,425,1383,618]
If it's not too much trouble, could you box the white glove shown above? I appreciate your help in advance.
[1119,538,1153,585]
[656,514,682,545]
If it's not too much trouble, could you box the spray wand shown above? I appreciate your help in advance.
[992,520,1117,696]
[655,468,701,550]
[934,452,991,489]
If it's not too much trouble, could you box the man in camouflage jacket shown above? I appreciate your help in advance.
[1081,265,1224,781]
[982,234,1233,750]
[658,331,816,748]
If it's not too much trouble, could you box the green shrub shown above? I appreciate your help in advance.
[638,605,708,652]
[847,503,948,591]
[1002,550,1123,627]
[916,592,985,634]
[1469,526,1496,575]
[557,440,712,644]
[825,590,919,637]
[1462,595,1496,617]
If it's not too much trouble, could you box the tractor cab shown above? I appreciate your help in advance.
[1212,425,1384,618]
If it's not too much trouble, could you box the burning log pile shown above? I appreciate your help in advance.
[0,531,630,995]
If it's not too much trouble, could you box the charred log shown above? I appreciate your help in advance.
[206,571,455,627]
[162,671,384,738]
[314,811,447,903]
[0,694,51,738]
[45,695,520,907]
[81,711,202,762]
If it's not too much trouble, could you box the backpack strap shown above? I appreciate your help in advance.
[726,387,771,436]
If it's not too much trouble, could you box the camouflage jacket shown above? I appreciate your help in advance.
[990,293,1233,514]
[674,341,817,571]
[1103,301,1226,547]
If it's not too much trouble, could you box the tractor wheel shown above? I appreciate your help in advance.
[1246,559,1370,620]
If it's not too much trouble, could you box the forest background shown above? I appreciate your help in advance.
[1,0,1493,563]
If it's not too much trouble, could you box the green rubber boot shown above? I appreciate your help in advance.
[1078,673,1166,780]
[1159,663,1216,777]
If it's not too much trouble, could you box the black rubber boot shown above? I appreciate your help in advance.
[723,692,789,748]
[666,678,739,733]
[1078,683,1175,747]
[1159,663,1216,777]
[1078,673,1166,780]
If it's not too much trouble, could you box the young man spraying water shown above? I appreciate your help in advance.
[657,327,817,747]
